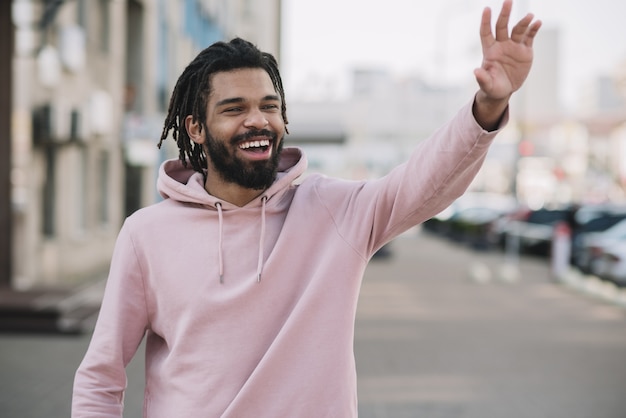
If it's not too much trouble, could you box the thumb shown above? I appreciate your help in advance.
[474,67,491,91]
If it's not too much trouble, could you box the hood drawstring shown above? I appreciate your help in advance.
[215,202,224,284]
[215,196,267,284]
[256,196,268,282]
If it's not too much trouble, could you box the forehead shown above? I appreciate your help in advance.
[208,68,277,103]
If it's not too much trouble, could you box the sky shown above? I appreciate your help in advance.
[281,0,626,108]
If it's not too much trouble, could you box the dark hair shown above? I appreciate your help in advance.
[158,38,288,173]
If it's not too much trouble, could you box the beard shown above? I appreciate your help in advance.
[204,128,284,191]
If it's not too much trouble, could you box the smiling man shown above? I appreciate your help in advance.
[72,2,541,417]
[186,68,286,204]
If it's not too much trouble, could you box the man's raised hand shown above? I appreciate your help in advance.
[474,0,542,101]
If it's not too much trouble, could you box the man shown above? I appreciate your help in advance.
[72,1,541,416]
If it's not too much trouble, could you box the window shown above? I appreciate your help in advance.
[76,0,87,28]
[76,146,88,233]
[42,146,56,237]
[98,151,110,225]
[98,0,111,52]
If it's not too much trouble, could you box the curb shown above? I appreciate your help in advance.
[556,267,626,309]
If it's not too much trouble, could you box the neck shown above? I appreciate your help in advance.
[204,172,265,207]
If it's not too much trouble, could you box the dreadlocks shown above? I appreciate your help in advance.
[158,38,288,173]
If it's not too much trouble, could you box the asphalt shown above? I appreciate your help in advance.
[1,230,626,417]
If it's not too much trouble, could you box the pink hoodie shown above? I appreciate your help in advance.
[72,100,505,417]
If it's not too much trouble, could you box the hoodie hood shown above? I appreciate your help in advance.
[156,146,308,283]
[157,146,308,209]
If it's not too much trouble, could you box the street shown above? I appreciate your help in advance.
[356,230,626,418]
[1,230,626,417]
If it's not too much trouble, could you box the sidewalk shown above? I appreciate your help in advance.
[0,278,105,334]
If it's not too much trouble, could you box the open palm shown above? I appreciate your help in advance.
[474,0,542,100]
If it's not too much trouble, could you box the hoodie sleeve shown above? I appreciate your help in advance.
[72,220,150,417]
[315,99,507,256]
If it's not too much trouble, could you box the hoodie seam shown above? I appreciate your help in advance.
[309,126,494,257]
[127,224,152,328]
[311,177,369,263]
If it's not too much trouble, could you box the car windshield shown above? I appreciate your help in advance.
[601,219,626,239]
[527,209,568,224]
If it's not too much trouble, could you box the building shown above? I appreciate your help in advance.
[1,0,281,332]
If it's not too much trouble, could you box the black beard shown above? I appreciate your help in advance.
[205,128,283,191]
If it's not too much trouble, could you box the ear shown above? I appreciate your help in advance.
[185,115,205,144]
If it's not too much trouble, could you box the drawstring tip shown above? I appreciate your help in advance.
[219,275,224,284]
[256,274,261,283]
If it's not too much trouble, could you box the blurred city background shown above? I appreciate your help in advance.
[2,0,626,309]
[1,0,626,416]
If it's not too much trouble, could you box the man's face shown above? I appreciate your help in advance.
[200,68,286,190]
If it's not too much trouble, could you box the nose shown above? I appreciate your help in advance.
[244,108,269,129]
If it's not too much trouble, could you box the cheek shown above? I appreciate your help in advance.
[207,122,230,138]
[269,115,286,134]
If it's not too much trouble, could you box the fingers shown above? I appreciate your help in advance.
[523,20,542,47]
[510,13,542,45]
[494,0,513,41]
[479,6,494,46]
[483,1,542,46]
[509,13,533,43]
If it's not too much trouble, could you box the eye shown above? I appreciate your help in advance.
[262,103,280,111]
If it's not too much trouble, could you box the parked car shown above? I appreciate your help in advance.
[570,212,626,269]
[444,206,509,248]
[573,218,626,275]
[589,241,626,287]
[572,203,626,225]
[490,206,572,256]
[493,203,626,259]
[423,192,517,248]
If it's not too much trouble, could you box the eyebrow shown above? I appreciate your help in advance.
[215,95,280,108]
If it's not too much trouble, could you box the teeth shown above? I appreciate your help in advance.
[239,139,270,149]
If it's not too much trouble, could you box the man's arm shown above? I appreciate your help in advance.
[72,222,149,417]
[471,0,541,131]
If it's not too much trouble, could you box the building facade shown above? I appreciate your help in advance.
[8,0,282,290]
